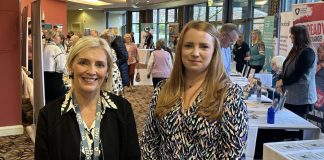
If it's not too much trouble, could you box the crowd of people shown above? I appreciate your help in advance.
[28,20,324,159]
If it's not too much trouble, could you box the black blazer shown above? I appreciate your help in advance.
[111,36,129,86]
[35,93,140,160]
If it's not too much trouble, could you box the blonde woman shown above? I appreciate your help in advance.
[43,29,67,103]
[124,33,139,90]
[244,29,265,73]
[140,21,248,159]
[35,37,140,160]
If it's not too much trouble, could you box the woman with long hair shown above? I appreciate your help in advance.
[276,25,317,118]
[244,29,265,73]
[140,21,248,159]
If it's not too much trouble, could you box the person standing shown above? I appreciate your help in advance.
[35,37,140,160]
[217,23,240,75]
[43,29,67,103]
[101,29,129,87]
[315,45,324,110]
[146,39,173,88]
[141,21,248,159]
[233,34,249,73]
[276,25,317,118]
[124,33,139,91]
[244,29,265,73]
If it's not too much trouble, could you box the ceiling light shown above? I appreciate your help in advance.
[255,0,267,6]
[67,0,111,6]
[88,8,93,10]
[78,9,84,10]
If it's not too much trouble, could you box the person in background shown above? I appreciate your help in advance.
[267,55,286,100]
[146,39,173,88]
[315,45,324,110]
[28,28,33,78]
[130,32,135,43]
[244,29,265,73]
[58,33,67,54]
[233,34,249,73]
[101,29,129,87]
[141,21,248,159]
[124,33,139,91]
[70,35,80,48]
[276,25,317,118]
[271,55,286,87]
[158,39,173,62]
[144,28,154,49]
[217,23,240,75]
[90,29,99,37]
[43,29,67,103]
[35,37,140,160]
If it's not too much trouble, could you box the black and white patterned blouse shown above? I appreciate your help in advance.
[60,90,118,159]
[140,82,248,159]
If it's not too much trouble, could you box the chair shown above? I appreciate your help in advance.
[306,109,324,132]
[242,64,250,78]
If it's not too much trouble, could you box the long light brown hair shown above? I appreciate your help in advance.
[251,29,262,45]
[154,21,230,121]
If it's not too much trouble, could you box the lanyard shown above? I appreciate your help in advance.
[75,100,102,160]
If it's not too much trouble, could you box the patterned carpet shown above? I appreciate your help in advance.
[0,85,154,160]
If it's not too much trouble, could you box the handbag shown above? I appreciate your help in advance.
[135,72,141,82]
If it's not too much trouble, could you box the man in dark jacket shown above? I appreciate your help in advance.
[105,33,129,87]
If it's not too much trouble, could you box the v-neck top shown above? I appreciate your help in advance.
[140,82,248,159]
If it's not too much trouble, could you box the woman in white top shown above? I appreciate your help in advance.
[43,29,67,103]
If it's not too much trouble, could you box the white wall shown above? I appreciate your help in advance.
[67,10,106,35]
[108,12,124,36]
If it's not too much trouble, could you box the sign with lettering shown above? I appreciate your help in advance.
[293,2,324,47]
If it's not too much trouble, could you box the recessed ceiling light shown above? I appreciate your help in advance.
[88,8,93,10]
[78,9,84,10]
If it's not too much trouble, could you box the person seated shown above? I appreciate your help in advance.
[268,55,286,100]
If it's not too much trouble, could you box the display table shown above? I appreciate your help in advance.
[263,139,324,160]
[245,101,321,159]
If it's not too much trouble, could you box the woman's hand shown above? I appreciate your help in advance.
[275,79,283,94]
[244,56,251,61]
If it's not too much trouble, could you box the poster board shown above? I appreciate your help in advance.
[293,2,324,48]
[279,12,293,57]
[262,16,275,72]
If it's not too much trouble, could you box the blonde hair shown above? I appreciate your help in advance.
[66,36,113,92]
[252,29,262,45]
[100,29,115,44]
[154,21,230,121]
[46,29,59,40]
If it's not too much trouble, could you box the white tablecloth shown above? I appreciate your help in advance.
[263,139,324,160]
[245,101,321,159]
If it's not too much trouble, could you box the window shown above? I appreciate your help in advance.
[131,12,140,44]
[254,0,268,18]
[208,6,223,22]
[233,0,248,20]
[193,3,207,21]
[167,9,176,22]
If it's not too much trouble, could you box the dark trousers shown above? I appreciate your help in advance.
[152,78,166,88]
[44,72,66,104]
[249,65,263,73]
[284,103,313,118]
[236,62,246,73]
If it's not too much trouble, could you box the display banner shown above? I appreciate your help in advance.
[279,12,293,57]
[168,23,179,51]
[140,23,154,48]
[262,16,275,72]
[293,2,324,48]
